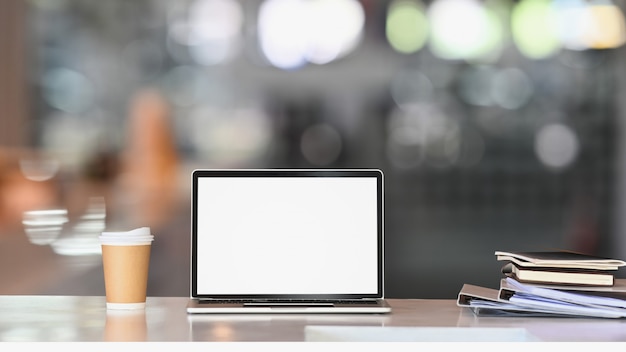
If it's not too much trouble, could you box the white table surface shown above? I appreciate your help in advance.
[1,296,626,342]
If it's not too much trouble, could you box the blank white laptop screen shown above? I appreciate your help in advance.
[192,169,382,298]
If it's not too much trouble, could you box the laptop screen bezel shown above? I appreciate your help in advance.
[190,168,384,300]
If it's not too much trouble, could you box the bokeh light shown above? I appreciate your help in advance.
[258,0,308,70]
[554,0,626,51]
[386,0,429,54]
[167,0,243,65]
[491,67,534,110]
[42,68,95,114]
[587,2,626,49]
[511,0,562,59]
[258,0,365,70]
[304,0,364,65]
[535,123,580,170]
[555,0,594,51]
[427,0,503,61]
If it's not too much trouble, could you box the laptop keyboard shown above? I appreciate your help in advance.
[199,299,380,305]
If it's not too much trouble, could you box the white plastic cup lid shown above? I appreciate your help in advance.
[100,227,154,244]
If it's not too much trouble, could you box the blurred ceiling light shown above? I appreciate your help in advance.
[390,70,433,109]
[535,123,580,170]
[42,68,95,114]
[491,67,534,110]
[306,0,364,64]
[427,0,503,61]
[386,0,429,54]
[300,123,343,166]
[555,0,626,50]
[511,0,562,59]
[554,0,592,50]
[168,0,243,65]
[584,2,626,49]
[587,2,626,49]
[258,0,308,69]
[258,0,365,70]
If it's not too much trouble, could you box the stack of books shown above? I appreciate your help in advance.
[495,250,623,287]
[457,250,626,318]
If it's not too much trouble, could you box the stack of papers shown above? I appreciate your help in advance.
[458,278,626,318]
[458,250,626,318]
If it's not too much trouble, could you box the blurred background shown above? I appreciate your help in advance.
[1,0,626,299]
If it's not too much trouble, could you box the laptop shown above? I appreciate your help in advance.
[186,168,392,314]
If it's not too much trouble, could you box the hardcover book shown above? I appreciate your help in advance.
[501,262,615,286]
[495,250,626,271]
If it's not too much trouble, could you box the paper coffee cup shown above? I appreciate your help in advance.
[100,227,154,309]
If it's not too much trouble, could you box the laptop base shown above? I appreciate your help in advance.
[186,299,392,314]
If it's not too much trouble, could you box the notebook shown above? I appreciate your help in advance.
[186,168,392,314]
